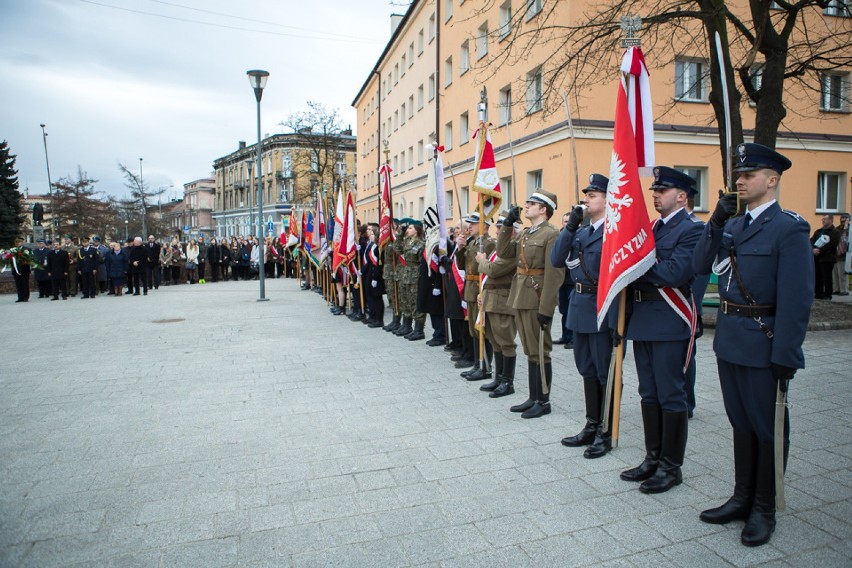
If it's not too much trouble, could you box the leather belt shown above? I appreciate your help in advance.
[575,282,597,294]
[720,300,776,317]
[633,288,666,302]
[517,267,544,276]
[484,283,511,290]
[465,274,480,281]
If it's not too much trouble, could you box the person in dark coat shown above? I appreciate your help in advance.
[811,214,840,300]
[105,242,129,296]
[416,241,445,345]
[145,235,160,290]
[77,236,100,299]
[47,240,70,300]
[128,237,148,295]
[442,233,471,367]
[362,223,387,328]
[33,240,51,298]
[207,237,222,282]
[220,240,232,281]
[94,236,109,294]
[10,239,32,302]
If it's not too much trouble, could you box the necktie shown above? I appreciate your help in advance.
[744,214,752,228]
[654,220,663,235]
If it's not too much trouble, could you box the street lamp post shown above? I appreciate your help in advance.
[247,69,269,302]
[39,124,54,241]
[124,219,129,240]
[139,157,146,238]
[246,159,254,231]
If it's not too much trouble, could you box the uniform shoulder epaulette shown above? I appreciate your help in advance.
[781,209,802,221]
[689,216,704,224]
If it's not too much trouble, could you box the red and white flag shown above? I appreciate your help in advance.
[332,191,356,278]
[471,124,502,220]
[622,46,655,171]
[596,47,657,330]
[378,163,394,250]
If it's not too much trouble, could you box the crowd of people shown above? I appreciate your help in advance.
[5,144,826,550]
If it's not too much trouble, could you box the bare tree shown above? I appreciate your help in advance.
[52,167,115,242]
[284,102,351,203]
[118,162,166,238]
[475,0,852,175]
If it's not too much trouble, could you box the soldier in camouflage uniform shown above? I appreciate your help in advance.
[382,219,402,332]
[460,212,496,381]
[476,212,519,397]
[393,220,425,337]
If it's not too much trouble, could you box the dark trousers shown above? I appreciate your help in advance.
[170,266,181,284]
[558,283,574,342]
[209,263,220,282]
[573,331,613,387]
[633,339,688,412]
[146,264,159,288]
[131,271,147,294]
[430,313,445,341]
[198,261,206,280]
[51,278,68,299]
[14,268,30,301]
[717,359,789,445]
[815,261,834,299]
[37,279,51,297]
[80,272,96,297]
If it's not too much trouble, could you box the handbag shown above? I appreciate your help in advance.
[186,261,198,270]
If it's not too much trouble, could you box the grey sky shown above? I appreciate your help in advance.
[0,0,396,201]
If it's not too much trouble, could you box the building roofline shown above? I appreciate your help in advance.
[213,131,357,167]
[351,2,420,107]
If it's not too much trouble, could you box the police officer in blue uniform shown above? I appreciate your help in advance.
[620,166,703,494]
[551,174,617,458]
[77,237,99,298]
[693,143,813,547]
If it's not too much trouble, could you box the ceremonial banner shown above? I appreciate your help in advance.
[303,210,319,268]
[622,46,655,171]
[333,192,356,276]
[286,208,300,250]
[378,163,394,250]
[423,144,448,274]
[471,124,502,220]
[317,197,330,263]
[596,47,657,330]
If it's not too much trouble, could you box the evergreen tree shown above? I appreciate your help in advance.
[0,140,24,247]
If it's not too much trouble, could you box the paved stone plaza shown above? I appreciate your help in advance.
[1,278,850,567]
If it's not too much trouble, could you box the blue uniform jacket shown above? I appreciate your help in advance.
[551,224,616,333]
[693,202,813,369]
[78,246,99,272]
[627,208,703,342]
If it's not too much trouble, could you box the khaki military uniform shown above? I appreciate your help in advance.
[464,235,496,338]
[63,243,79,296]
[477,255,517,357]
[498,221,564,364]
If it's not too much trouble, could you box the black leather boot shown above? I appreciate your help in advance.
[640,410,687,494]
[383,314,401,332]
[406,319,426,340]
[522,361,552,418]
[510,361,537,412]
[490,355,515,398]
[621,403,662,482]
[465,340,492,381]
[741,442,776,547]
[394,316,412,336]
[585,381,612,459]
[460,341,480,378]
[562,378,601,447]
[481,352,504,391]
[700,430,756,524]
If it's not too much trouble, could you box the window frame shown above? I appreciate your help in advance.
[817,171,846,213]
[674,57,710,103]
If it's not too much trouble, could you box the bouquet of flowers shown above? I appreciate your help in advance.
[1,247,44,274]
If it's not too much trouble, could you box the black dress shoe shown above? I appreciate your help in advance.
[522,401,551,418]
[425,338,443,347]
[453,358,474,368]
[563,342,574,349]
[464,367,491,381]
[561,422,598,447]
[553,337,569,345]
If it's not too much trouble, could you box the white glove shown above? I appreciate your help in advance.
[461,300,468,310]
[371,280,377,288]
[432,288,441,296]
[439,266,446,275]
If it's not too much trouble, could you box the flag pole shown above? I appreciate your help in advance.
[477,91,487,372]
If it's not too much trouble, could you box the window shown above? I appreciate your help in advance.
[310,154,319,173]
[460,112,469,145]
[445,56,453,87]
[394,63,399,85]
[417,140,425,164]
[399,150,406,173]
[461,186,470,213]
[408,146,414,170]
[675,58,710,102]
[386,73,392,94]
[401,103,406,125]
[499,1,512,39]
[821,72,851,112]
[418,196,425,218]
[500,176,513,206]
[418,85,425,109]
[444,121,454,151]
[477,23,489,59]
[499,85,512,125]
[429,74,436,101]
[825,0,852,17]
[409,43,415,66]
[460,41,470,75]
[525,0,543,20]
[429,13,436,43]
[418,30,425,54]
[526,66,543,114]
[446,190,454,219]
[817,172,845,212]
[526,169,543,195]
[747,64,764,107]
[445,0,453,21]
[394,110,399,131]
[408,95,415,118]
[674,167,708,211]
[401,54,406,76]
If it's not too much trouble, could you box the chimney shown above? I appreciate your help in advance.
[390,13,403,35]
[238,141,246,150]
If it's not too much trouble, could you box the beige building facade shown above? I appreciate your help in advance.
[353,0,852,228]
[212,132,356,238]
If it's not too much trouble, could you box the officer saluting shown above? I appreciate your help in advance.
[551,174,617,458]
[498,190,564,418]
[694,143,813,547]
[620,167,703,494]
